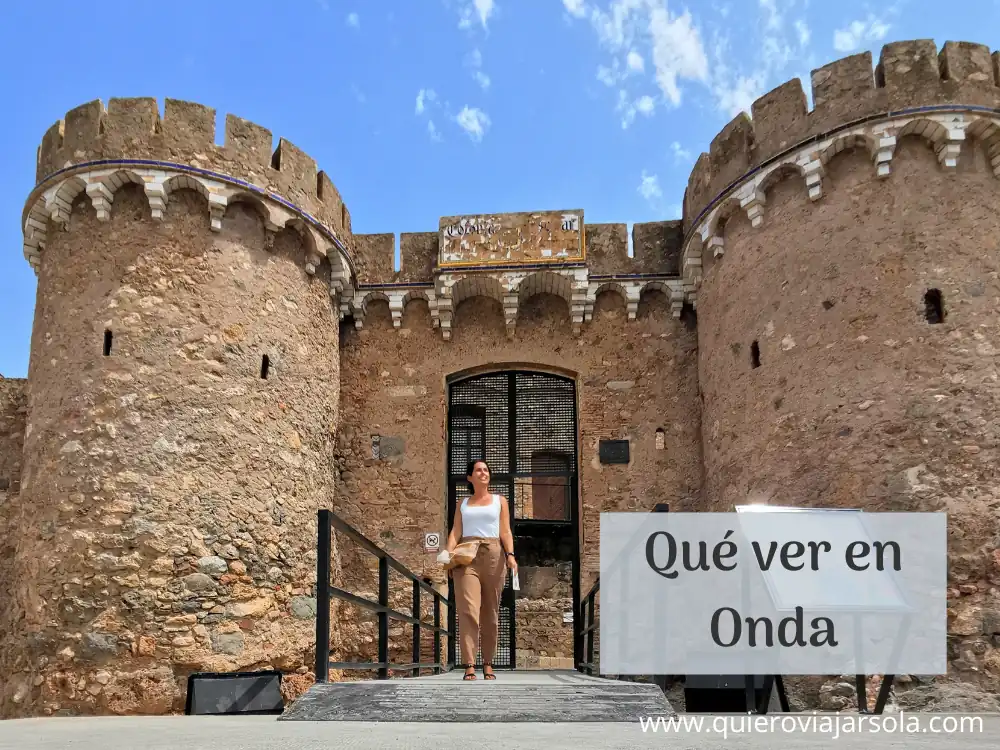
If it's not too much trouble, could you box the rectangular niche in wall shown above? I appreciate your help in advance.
[598,439,630,465]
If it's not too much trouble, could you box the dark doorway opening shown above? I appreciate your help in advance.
[446,370,579,670]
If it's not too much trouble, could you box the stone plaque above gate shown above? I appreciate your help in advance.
[438,209,584,267]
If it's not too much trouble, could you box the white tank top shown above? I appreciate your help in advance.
[460,494,501,538]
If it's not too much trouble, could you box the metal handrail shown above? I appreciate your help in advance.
[575,503,670,677]
[315,509,454,682]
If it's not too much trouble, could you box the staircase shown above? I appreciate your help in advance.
[279,669,674,722]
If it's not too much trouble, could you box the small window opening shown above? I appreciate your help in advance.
[750,341,761,369]
[680,302,697,330]
[924,289,944,324]
[822,300,835,310]
[260,355,270,379]
[103,330,113,356]
[655,428,665,451]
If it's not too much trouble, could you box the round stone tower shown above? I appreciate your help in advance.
[682,40,1000,686]
[2,98,353,716]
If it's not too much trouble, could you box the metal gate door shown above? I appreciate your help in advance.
[446,371,578,669]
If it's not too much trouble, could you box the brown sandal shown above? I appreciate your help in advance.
[482,665,496,680]
[463,666,476,680]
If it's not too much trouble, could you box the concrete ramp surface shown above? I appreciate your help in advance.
[279,669,674,722]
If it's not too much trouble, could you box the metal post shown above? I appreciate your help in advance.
[855,674,868,713]
[378,556,389,679]
[433,593,442,674]
[315,510,332,683]
[448,578,457,668]
[412,579,421,677]
[585,594,596,676]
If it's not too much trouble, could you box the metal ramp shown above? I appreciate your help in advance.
[279,669,674,723]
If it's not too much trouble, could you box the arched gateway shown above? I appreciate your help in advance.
[446,370,580,669]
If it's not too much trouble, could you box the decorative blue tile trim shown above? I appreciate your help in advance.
[685,103,1000,242]
[355,282,435,290]
[28,158,357,276]
[434,261,588,273]
[590,273,682,281]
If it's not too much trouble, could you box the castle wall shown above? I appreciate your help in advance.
[336,290,701,669]
[0,376,26,497]
[0,377,28,700]
[693,50,1000,689]
[1,186,340,717]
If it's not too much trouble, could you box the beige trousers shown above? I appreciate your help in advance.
[453,536,506,666]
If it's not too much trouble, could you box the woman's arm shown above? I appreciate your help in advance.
[446,501,463,552]
[499,496,517,571]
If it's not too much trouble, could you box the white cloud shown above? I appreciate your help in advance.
[571,0,709,110]
[759,0,781,31]
[459,0,495,29]
[648,6,709,106]
[570,0,817,122]
[456,106,491,141]
[467,48,491,89]
[671,141,692,161]
[346,11,360,27]
[428,120,443,142]
[597,65,618,87]
[618,91,656,128]
[794,19,810,47]
[415,88,437,114]
[833,14,891,53]
[638,171,662,202]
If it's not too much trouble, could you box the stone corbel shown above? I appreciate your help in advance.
[304,253,323,275]
[503,292,518,338]
[739,185,765,228]
[144,181,167,221]
[389,292,405,329]
[207,192,227,231]
[670,286,685,318]
[625,285,641,321]
[871,125,896,178]
[800,157,824,201]
[570,272,588,334]
[936,119,966,169]
[85,182,113,222]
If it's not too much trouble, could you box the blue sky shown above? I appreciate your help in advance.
[1,0,998,377]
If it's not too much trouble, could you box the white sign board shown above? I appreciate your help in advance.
[423,532,440,552]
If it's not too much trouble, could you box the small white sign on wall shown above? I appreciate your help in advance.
[563,611,574,624]
[423,532,440,551]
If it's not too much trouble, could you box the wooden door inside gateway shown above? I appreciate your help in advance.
[446,371,580,670]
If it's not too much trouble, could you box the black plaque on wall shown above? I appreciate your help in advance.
[598,439,630,464]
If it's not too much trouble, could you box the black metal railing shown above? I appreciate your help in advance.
[314,509,454,682]
[576,502,670,678]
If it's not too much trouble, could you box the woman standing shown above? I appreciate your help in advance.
[445,459,518,680]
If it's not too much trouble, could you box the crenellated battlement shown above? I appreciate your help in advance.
[684,39,1000,229]
[344,217,686,336]
[34,98,352,244]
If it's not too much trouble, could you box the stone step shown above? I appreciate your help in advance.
[280,671,673,722]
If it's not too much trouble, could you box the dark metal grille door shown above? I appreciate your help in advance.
[447,371,578,669]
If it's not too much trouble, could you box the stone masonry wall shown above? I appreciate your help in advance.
[696,136,1000,691]
[0,377,28,692]
[336,288,702,667]
[1,186,340,717]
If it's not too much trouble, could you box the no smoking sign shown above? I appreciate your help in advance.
[424,532,440,551]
